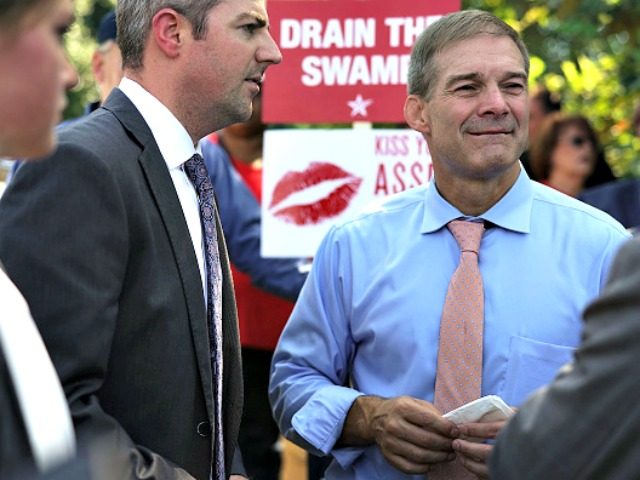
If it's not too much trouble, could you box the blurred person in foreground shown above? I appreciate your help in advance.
[269,9,629,480]
[0,0,281,478]
[4,9,120,183]
[0,0,77,475]
[0,0,126,478]
[0,0,76,160]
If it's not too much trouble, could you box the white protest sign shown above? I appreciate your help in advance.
[262,129,433,257]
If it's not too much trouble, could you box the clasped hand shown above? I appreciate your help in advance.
[452,420,507,479]
[368,396,506,478]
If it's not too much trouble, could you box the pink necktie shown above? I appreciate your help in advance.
[431,220,485,480]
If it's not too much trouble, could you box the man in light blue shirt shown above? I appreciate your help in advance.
[269,10,630,480]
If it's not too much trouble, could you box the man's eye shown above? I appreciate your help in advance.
[242,23,259,34]
[56,25,71,41]
[455,84,476,93]
[504,83,525,93]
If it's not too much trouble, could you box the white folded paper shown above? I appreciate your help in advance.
[443,395,514,424]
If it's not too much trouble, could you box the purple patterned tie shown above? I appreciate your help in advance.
[184,153,225,479]
[431,220,485,480]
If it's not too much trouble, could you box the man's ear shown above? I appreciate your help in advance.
[404,95,431,135]
[150,8,188,59]
[91,50,105,83]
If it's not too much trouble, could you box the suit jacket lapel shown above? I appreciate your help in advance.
[101,90,215,422]
[214,205,243,469]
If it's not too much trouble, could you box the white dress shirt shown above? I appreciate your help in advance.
[118,77,207,299]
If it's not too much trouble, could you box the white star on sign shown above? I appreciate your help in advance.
[347,94,373,118]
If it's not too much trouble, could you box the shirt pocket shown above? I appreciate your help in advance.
[501,335,576,406]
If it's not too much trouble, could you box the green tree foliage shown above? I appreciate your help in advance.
[464,0,640,177]
[64,0,115,120]
[65,0,640,176]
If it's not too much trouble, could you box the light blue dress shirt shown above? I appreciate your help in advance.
[269,169,630,480]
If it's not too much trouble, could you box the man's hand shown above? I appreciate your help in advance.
[339,396,459,475]
[452,420,508,479]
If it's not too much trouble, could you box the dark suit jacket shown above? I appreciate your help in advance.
[0,367,129,479]
[0,342,33,477]
[0,266,129,480]
[0,89,243,479]
[490,236,640,479]
[580,178,640,230]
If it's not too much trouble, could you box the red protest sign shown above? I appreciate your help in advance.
[263,0,461,124]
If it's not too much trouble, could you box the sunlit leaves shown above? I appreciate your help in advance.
[63,0,116,119]
[528,56,546,85]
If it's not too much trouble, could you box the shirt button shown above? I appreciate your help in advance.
[196,421,211,437]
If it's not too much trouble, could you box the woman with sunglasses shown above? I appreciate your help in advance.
[530,112,609,198]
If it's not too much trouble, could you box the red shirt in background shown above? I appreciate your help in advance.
[209,133,294,350]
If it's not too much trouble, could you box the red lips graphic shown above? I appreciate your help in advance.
[269,162,363,226]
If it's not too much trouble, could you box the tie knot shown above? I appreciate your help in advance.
[447,220,484,253]
[183,153,209,190]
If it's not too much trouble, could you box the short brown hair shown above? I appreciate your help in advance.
[407,9,530,100]
[117,0,222,71]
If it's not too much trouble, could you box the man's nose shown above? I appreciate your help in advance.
[258,32,283,65]
[478,85,509,116]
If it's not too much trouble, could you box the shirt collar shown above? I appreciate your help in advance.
[118,77,198,170]
[421,164,532,234]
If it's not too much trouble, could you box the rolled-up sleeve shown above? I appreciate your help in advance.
[269,226,365,467]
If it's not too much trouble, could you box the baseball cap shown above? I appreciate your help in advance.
[96,10,116,44]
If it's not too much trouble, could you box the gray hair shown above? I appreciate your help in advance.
[117,0,222,70]
[407,9,530,100]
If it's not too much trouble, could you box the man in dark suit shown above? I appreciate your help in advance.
[0,1,281,479]
[489,236,640,478]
